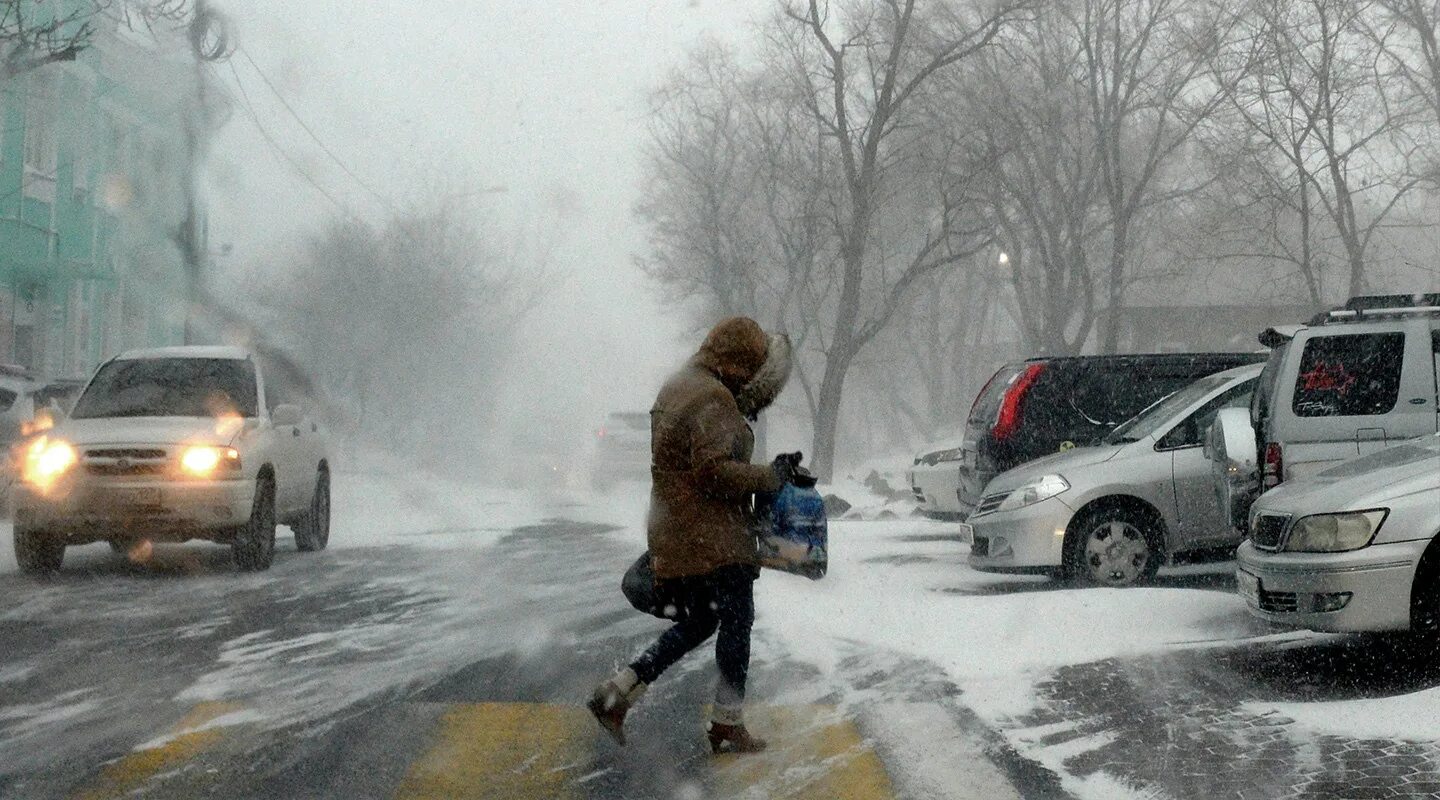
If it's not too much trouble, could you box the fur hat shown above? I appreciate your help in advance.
[736,333,792,420]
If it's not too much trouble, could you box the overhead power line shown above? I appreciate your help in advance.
[219,60,369,227]
[235,45,399,216]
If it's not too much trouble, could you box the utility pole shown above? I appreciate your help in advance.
[178,0,231,344]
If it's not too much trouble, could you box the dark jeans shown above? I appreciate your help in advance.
[629,564,756,705]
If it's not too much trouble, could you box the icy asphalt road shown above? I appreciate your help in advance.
[3,472,1440,799]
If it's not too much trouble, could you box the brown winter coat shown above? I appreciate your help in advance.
[647,317,788,579]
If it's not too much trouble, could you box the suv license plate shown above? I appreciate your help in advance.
[957,522,974,544]
[117,488,163,509]
[1237,569,1260,607]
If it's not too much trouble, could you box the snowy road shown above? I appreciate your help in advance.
[2,472,1440,798]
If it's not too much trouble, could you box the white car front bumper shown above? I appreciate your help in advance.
[1235,539,1428,632]
[17,476,256,543]
[909,462,964,517]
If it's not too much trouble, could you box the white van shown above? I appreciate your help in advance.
[1210,294,1440,532]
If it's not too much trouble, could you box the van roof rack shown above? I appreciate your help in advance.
[1319,294,1440,323]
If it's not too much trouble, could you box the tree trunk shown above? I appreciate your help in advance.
[809,346,855,482]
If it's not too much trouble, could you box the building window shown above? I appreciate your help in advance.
[66,282,94,376]
[23,71,58,202]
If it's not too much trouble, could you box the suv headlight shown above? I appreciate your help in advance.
[1284,510,1387,553]
[996,474,1069,512]
[181,446,241,477]
[23,437,78,490]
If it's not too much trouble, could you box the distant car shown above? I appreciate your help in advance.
[908,437,966,519]
[12,346,332,575]
[952,352,1265,519]
[1235,433,1440,632]
[967,364,1261,585]
[0,365,43,448]
[1209,294,1440,536]
[592,411,650,491]
[31,378,88,417]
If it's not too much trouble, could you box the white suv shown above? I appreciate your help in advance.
[12,346,331,574]
[1210,294,1439,532]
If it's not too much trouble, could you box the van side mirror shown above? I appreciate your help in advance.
[271,404,303,427]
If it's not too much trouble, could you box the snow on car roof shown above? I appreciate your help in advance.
[114,345,252,361]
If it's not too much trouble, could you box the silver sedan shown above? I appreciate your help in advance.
[1235,433,1440,632]
[965,364,1262,585]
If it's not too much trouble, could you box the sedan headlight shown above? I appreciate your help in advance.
[996,474,1070,512]
[1284,510,1387,553]
[181,446,241,477]
[23,437,78,489]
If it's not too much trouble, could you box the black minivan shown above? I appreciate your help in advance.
[956,353,1266,517]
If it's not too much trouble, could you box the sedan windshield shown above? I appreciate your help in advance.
[1104,373,1233,445]
[71,359,258,419]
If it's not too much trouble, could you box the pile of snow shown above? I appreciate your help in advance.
[821,456,919,521]
[1244,688,1440,742]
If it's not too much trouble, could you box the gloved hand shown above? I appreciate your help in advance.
[772,451,804,485]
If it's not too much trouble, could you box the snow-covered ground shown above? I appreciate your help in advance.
[755,518,1319,800]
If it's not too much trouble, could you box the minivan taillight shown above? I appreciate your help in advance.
[994,364,1046,440]
[1263,442,1284,488]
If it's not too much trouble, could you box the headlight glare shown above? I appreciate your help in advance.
[996,474,1069,512]
[1285,509,1387,552]
[23,437,78,489]
[181,446,240,476]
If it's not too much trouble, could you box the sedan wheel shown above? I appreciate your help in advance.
[1075,511,1161,587]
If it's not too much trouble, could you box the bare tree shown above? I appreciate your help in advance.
[1,0,191,82]
[243,199,541,461]
[1219,0,1426,300]
[1366,0,1440,129]
[959,10,1107,355]
[1067,0,1244,352]
[775,0,1026,478]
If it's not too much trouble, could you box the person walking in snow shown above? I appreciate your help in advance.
[588,316,794,754]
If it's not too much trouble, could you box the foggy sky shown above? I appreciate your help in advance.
[204,1,774,443]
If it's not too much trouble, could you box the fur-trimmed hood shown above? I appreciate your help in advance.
[736,333,792,420]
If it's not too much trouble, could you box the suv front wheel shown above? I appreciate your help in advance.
[14,517,64,575]
[232,476,276,572]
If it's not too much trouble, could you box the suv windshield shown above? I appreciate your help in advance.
[71,359,258,419]
[1105,373,1233,444]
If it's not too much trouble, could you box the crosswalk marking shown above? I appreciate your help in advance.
[72,701,246,800]
[394,702,894,800]
[67,701,895,798]
[394,702,592,800]
[713,705,895,799]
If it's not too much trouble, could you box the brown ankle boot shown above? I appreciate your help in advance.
[707,722,768,754]
[587,678,645,745]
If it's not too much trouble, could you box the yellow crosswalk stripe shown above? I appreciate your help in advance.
[395,703,592,800]
[713,705,895,800]
[394,702,894,800]
[73,701,246,800]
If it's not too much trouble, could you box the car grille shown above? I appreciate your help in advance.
[1258,588,1299,613]
[971,536,990,557]
[85,448,167,460]
[973,492,1010,517]
[83,448,171,479]
[1252,514,1290,551]
[86,462,168,477]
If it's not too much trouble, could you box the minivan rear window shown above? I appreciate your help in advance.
[1291,332,1404,417]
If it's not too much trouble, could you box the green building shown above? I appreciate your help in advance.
[0,18,199,379]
